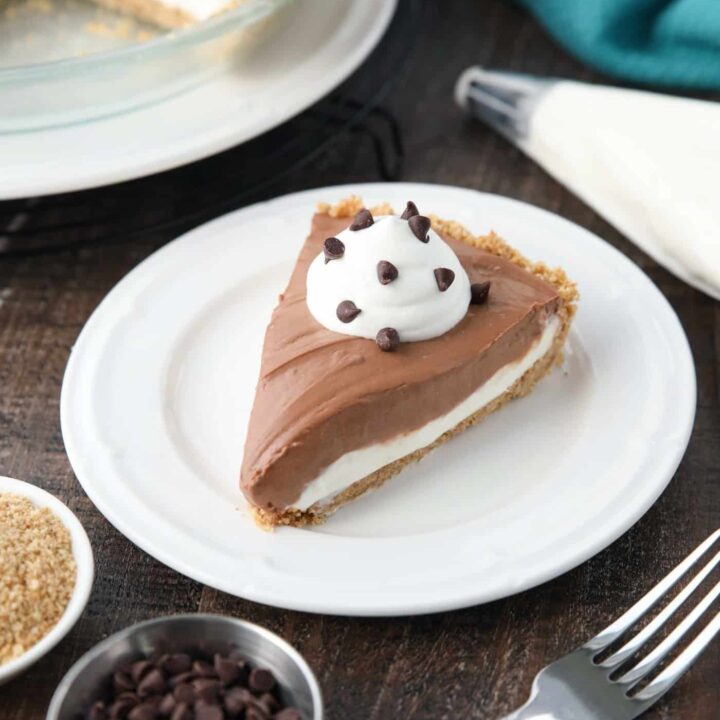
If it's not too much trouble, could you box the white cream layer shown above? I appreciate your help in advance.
[291,315,561,511]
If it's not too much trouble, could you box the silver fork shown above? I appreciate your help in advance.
[503,528,720,719]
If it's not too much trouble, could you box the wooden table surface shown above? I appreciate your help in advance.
[1,1,719,718]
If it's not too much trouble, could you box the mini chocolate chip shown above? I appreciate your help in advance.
[193,678,222,703]
[127,704,158,720]
[336,300,361,323]
[158,693,176,716]
[194,701,224,720]
[258,693,279,713]
[245,707,268,720]
[400,200,419,220]
[168,671,195,689]
[323,237,345,264]
[114,671,136,693]
[138,669,165,698]
[349,208,374,231]
[172,683,195,705]
[434,267,455,292]
[131,661,155,685]
[170,704,192,720]
[117,691,139,701]
[224,687,254,716]
[377,260,398,285]
[470,281,491,305]
[248,668,276,694]
[214,654,240,684]
[109,695,139,720]
[87,701,108,720]
[192,660,217,678]
[376,327,400,352]
[275,710,303,720]
[234,661,250,688]
[408,215,431,243]
[162,654,192,676]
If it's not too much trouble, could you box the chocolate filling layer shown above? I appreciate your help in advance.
[240,213,560,511]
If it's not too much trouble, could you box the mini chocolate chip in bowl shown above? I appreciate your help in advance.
[77,650,299,720]
[47,615,322,720]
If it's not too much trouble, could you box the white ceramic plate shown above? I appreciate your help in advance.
[0,477,94,684]
[61,183,696,616]
[0,0,395,199]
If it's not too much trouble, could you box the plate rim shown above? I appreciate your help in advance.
[61,182,697,616]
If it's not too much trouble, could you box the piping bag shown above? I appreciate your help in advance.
[455,67,720,300]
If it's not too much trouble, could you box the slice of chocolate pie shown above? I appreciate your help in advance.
[241,197,578,528]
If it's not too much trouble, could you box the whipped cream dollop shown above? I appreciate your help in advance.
[306,206,472,346]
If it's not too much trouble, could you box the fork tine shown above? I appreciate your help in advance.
[598,546,720,668]
[584,528,720,653]
[617,576,720,684]
[632,608,720,703]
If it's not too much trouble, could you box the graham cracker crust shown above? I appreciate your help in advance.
[92,0,196,27]
[251,197,578,530]
[92,0,247,28]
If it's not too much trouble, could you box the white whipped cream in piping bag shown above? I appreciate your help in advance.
[306,213,471,343]
[456,68,720,300]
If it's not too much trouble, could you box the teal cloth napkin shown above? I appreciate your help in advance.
[517,0,720,89]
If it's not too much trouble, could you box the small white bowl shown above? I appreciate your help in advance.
[0,476,94,685]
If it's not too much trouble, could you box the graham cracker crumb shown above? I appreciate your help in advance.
[316,197,394,218]
[0,493,76,665]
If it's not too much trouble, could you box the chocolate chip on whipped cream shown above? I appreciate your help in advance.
[377,260,399,285]
[376,327,400,352]
[349,208,374,230]
[470,281,492,305]
[408,214,431,243]
[307,208,472,346]
[323,237,344,263]
[434,267,455,291]
[336,300,361,323]
[400,200,419,220]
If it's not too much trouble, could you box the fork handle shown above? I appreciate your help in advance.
[502,708,562,719]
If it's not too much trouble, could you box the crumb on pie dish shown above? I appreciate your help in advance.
[240,196,578,529]
[89,0,249,28]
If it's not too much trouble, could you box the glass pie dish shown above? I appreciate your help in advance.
[0,0,294,132]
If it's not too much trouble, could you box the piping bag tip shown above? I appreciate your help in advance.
[454,66,554,143]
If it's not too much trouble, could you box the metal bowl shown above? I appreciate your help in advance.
[46,614,323,720]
